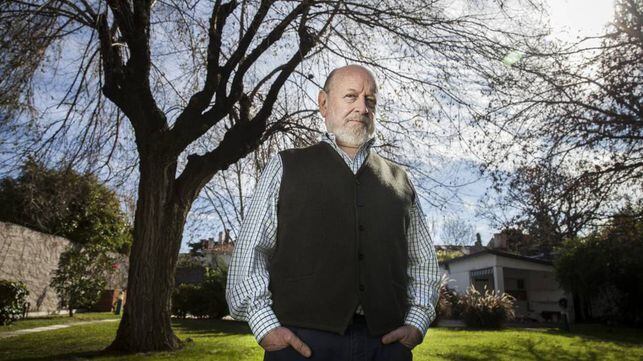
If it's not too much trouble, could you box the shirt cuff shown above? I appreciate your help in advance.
[404,305,436,339]
[248,306,281,344]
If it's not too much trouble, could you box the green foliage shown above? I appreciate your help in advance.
[554,204,643,325]
[171,284,200,319]
[0,158,132,253]
[186,240,206,257]
[50,244,115,316]
[458,284,516,328]
[201,266,228,318]
[171,265,228,319]
[0,280,29,325]
[176,254,204,269]
[436,249,464,263]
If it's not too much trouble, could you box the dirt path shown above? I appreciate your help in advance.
[0,319,119,339]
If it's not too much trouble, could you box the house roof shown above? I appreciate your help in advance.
[442,248,553,266]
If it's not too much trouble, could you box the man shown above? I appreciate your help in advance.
[226,64,440,361]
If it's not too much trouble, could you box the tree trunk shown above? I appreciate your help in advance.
[106,154,189,352]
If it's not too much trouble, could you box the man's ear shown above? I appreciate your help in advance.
[318,90,328,118]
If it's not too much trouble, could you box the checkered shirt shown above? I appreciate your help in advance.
[225,132,440,344]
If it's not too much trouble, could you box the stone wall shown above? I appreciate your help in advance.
[0,221,130,315]
[0,221,70,315]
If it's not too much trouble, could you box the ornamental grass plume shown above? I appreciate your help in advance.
[458,284,516,328]
[435,273,459,322]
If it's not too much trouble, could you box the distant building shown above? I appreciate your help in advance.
[196,229,235,268]
[201,229,235,266]
[175,229,235,285]
[438,232,574,323]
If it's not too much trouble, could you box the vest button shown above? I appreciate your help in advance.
[359,284,365,291]
[359,225,365,231]
[358,253,364,260]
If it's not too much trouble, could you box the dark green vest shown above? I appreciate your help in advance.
[269,141,415,336]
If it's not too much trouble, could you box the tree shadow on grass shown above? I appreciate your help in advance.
[7,339,229,361]
[436,337,606,361]
[428,324,642,361]
[540,324,643,346]
[440,323,643,347]
[5,350,111,361]
[4,318,254,361]
[171,318,253,336]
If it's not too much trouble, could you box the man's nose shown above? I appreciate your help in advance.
[355,96,369,114]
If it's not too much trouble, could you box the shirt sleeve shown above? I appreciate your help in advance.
[225,154,283,344]
[403,178,441,340]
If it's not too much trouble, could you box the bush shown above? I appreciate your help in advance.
[0,158,133,253]
[0,280,29,325]
[554,204,643,326]
[458,284,516,328]
[50,244,115,317]
[200,266,228,318]
[172,283,200,318]
[172,265,228,319]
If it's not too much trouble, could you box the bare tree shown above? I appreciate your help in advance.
[440,215,476,246]
[474,0,642,256]
[477,0,642,204]
[479,163,618,256]
[192,137,282,240]
[0,0,550,353]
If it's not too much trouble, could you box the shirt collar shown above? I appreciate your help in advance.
[319,131,377,155]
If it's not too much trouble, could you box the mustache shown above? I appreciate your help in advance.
[345,116,370,123]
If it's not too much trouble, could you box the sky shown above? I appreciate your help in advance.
[546,0,615,42]
[409,0,618,246]
[175,0,621,251]
[0,0,619,251]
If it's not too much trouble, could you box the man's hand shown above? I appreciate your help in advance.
[260,326,312,358]
[381,325,423,350]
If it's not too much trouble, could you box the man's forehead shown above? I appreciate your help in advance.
[325,65,378,94]
[332,70,378,93]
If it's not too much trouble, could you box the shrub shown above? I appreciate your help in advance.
[0,158,133,253]
[171,265,228,319]
[171,283,199,318]
[0,280,29,325]
[200,266,229,319]
[458,284,516,328]
[555,204,643,325]
[50,244,115,316]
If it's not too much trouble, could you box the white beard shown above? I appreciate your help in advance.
[329,119,375,147]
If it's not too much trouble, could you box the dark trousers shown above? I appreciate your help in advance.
[263,315,413,361]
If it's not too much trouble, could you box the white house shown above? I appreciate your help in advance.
[440,246,574,323]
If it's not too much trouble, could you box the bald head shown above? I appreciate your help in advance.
[318,64,378,148]
[322,65,378,94]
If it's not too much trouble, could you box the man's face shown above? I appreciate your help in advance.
[318,68,377,147]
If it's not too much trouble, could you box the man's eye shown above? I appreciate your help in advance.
[345,94,357,99]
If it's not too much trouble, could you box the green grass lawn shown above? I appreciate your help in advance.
[0,316,642,361]
[0,312,121,332]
